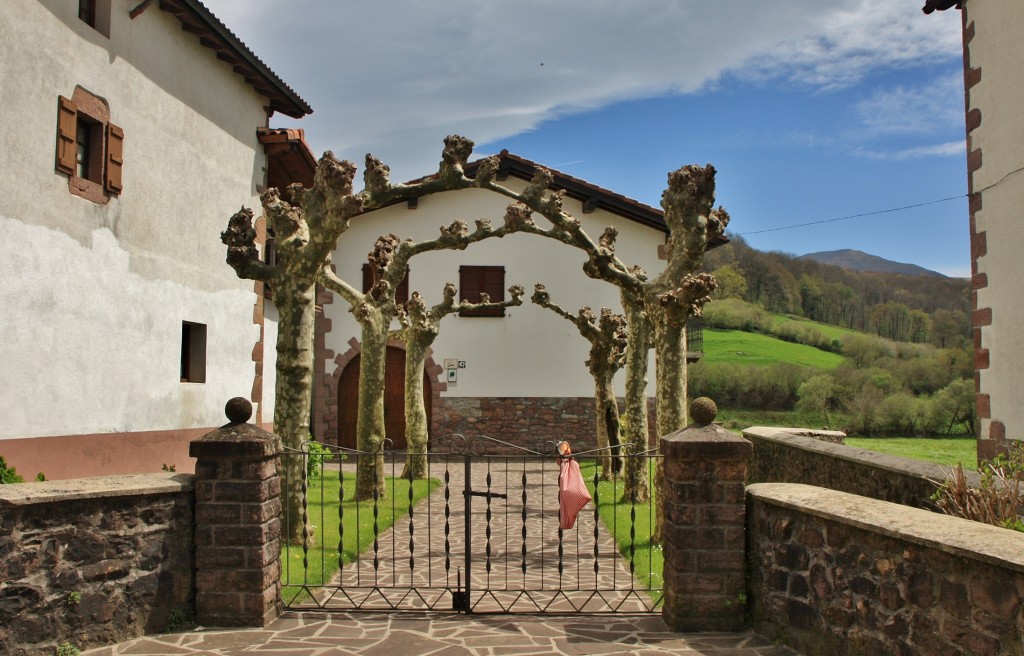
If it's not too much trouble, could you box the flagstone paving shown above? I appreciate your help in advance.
[84,449,799,655]
[81,611,800,655]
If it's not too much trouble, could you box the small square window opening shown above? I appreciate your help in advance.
[180,321,207,383]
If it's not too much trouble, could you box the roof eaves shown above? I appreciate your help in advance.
[158,0,312,118]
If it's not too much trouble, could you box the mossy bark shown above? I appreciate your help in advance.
[401,334,431,480]
[621,296,652,502]
[270,285,316,543]
[354,308,389,499]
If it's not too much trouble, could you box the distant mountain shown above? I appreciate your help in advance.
[799,249,947,278]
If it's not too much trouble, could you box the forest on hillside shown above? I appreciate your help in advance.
[692,236,975,437]
[703,235,971,346]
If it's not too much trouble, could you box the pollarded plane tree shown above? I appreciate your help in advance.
[530,284,626,480]
[319,220,525,499]
[221,136,509,525]
[475,165,727,501]
[393,283,525,479]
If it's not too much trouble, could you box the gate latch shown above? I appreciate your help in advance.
[463,490,508,499]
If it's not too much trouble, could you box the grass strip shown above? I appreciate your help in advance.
[281,475,439,593]
[845,437,977,470]
[579,459,663,597]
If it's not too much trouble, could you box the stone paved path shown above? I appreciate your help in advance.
[82,611,800,655]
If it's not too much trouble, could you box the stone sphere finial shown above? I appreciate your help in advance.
[225,397,253,424]
[690,397,718,425]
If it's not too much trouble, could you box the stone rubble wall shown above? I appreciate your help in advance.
[744,426,981,509]
[748,483,1024,656]
[0,473,194,656]
[433,396,658,452]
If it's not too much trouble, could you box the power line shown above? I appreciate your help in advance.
[737,195,965,236]
[735,163,1024,237]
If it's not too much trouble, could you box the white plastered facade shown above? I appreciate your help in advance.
[0,0,278,475]
[323,176,664,404]
[963,0,1024,453]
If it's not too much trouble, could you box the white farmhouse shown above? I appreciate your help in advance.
[924,0,1024,461]
[313,152,708,451]
[0,0,312,479]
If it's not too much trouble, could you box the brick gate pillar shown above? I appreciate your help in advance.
[189,397,283,627]
[660,397,752,632]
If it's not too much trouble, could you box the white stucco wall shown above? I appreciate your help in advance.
[0,0,270,439]
[325,181,666,398]
[967,0,1024,442]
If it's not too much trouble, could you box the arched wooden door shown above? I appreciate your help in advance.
[336,346,431,451]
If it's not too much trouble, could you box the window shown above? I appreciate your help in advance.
[180,321,207,383]
[79,0,95,26]
[78,0,111,36]
[362,263,410,305]
[262,228,277,299]
[56,90,123,203]
[459,266,506,317]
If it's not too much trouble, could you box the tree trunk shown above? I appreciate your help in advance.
[595,375,621,481]
[621,297,651,502]
[401,337,431,479]
[651,310,687,543]
[355,311,388,500]
[271,282,316,544]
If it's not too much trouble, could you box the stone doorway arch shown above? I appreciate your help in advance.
[330,341,444,450]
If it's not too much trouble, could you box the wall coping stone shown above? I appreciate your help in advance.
[743,426,981,486]
[0,472,193,507]
[189,422,282,459]
[747,482,1024,573]
[662,422,752,459]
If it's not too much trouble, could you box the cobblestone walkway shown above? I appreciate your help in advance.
[82,611,799,655]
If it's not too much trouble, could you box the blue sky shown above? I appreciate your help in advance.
[209,1,968,276]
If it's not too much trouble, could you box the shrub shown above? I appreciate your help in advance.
[702,298,771,333]
[689,361,811,410]
[1,455,24,484]
[932,444,1024,532]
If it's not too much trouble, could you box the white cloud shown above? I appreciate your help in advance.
[854,73,965,136]
[854,139,966,160]
[204,0,963,180]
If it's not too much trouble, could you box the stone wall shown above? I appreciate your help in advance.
[0,473,194,656]
[744,426,980,509]
[747,483,1024,656]
[433,396,658,452]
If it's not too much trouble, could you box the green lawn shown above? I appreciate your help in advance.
[281,474,438,601]
[704,328,844,369]
[580,460,663,600]
[845,437,977,470]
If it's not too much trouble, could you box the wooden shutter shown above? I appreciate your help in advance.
[105,123,124,193]
[56,96,77,175]
[362,262,410,304]
[459,265,505,317]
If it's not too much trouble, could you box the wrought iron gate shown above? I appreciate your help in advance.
[280,435,662,614]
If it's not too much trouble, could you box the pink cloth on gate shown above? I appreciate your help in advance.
[558,456,592,529]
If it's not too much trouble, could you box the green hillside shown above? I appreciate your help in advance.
[769,314,858,342]
[704,328,843,369]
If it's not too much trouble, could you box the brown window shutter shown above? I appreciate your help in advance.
[396,268,410,305]
[105,123,124,193]
[364,262,410,304]
[362,263,374,293]
[56,96,77,175]
[459,265,506,317]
